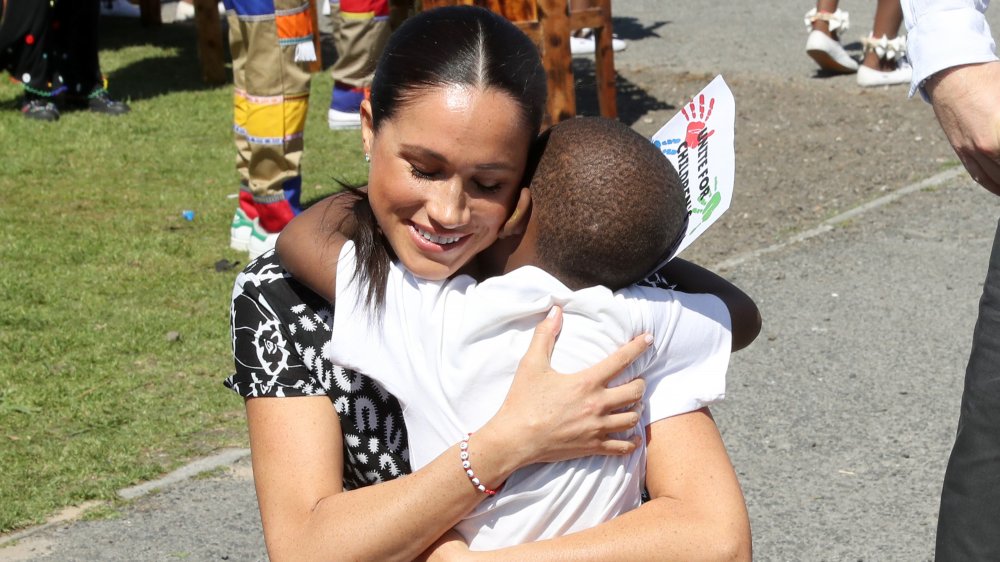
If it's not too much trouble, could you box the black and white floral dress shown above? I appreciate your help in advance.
[226,250,411,489]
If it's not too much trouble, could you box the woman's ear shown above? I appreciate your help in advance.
[499,188,532,239]
[360,99,375,158]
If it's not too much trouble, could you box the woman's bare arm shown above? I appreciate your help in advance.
[439,408,752,562]
[247,308,653,562]
[655,258,762,352]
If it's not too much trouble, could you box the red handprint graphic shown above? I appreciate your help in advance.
[681,94,715,148]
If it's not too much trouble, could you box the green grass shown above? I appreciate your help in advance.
[0,18,367,532]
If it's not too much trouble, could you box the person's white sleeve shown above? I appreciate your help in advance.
[903,0,997,98]
[628,288,731,426]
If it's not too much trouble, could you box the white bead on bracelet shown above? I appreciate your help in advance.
[460,433,498,496]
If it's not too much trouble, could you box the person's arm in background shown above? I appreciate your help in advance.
[904,0,1000,195]
[654,258,762,352]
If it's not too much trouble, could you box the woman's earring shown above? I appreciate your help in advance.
[364,153,371,163]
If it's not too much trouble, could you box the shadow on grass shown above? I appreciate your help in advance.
[93,15,671,124]
[99,15,350,100]
[98,16,231,100]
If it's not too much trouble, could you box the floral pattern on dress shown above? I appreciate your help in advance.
[227,250,411,489]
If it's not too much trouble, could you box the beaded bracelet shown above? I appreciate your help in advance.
[460,433,498,496]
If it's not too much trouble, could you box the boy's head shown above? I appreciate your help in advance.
[523,116,687,291]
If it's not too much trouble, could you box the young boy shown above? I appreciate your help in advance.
[280,117,741,550]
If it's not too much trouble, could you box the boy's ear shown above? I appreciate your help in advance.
[360,99,374,157]
[499,188,532,239]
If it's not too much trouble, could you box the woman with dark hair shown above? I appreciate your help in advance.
[229,6,751,560]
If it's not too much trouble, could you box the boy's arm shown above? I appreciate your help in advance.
[653,258,762,352]
[274,193,355,302]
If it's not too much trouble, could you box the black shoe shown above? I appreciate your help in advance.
[21,97,60,122]
[85,90,131,115]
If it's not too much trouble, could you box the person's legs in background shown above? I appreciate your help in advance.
[224,0,314,258]
[804,0,911,87]
[855,0,911,87]
[0,0,62,121]
[227,1,257,253]
[804,0,859,74]
[54,0,130,114]
[326,0,390,130]
[936,220,1000,561]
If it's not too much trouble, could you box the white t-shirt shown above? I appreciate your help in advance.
[329,241,731,550]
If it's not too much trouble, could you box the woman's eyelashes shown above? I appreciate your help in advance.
[408,164,435,181]
[473,180,502,193]
[408,163,503,194]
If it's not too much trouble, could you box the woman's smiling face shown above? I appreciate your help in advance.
[361,85,533,281]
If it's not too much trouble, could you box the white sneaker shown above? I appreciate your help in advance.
[248,219,279,260]
[230,208,254,252]
[328,107,361,130]
[101,0,141,18]
[570,29,627,56]
[856,63,912,87]
[805,29,858,74]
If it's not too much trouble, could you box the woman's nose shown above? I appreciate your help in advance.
[426,179,470,229]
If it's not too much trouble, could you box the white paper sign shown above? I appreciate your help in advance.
[649,75,735,264]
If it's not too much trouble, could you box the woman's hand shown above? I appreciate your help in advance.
[476,306,651,471]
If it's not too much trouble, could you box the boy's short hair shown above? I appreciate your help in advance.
[528,116,687,291]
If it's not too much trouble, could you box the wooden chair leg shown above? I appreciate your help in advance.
[194,0,227,84]
[588,0,616,119]
[538,0,575,124]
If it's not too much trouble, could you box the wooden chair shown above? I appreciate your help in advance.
[421,0,618,125]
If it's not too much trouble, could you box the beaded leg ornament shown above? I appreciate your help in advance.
[861,33,907,62]
[856,33,911,87]
[804,8,851,35]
